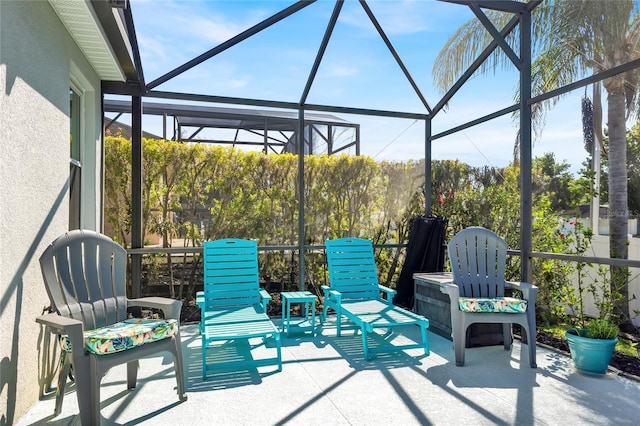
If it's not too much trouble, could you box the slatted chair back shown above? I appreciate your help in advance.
[325,238,380,301]
[202,238,261,309]
[39,229,128,330]
[447,226,508,299]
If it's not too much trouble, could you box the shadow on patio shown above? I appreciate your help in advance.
[18,318,640,425]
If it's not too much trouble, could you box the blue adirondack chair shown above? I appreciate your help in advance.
[197,238,282,378]
[322,237,430,360]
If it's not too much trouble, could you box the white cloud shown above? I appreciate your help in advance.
[228,78,249,89]
[325,62,358,77]
[131,0,274,80]
[175,15,247,46]
[337,0,459,36]
[137,35,170,67]
[158,60,252,94]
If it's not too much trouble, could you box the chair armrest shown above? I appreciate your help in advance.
[505,281,539,302]
[259,289,272,310]
[196,291,204,309]
[377,285,396,303]
[36,313,83,334]
[36,313,86,360]
[321,286,342,304]
[128,297,182,321]
[442,282,462,303]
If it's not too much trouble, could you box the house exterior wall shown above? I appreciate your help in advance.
[1,1,102,422]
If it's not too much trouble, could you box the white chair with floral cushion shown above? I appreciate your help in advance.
[444,227,538,368]
[36,230,187,425]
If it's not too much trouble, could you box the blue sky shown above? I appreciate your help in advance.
[122,0,589,172]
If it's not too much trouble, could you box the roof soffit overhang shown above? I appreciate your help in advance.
[48,0,127,82]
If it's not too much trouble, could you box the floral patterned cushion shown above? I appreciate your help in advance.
[458,297,527,313]
[59,318,178,355]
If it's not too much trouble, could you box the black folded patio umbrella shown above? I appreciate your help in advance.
[393,215,448,309]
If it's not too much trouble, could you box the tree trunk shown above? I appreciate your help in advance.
[606,87,629,322]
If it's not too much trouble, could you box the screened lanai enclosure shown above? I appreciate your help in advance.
[104,99,360,155]
[102,0,640,321]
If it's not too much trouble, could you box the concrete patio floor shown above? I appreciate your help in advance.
[17,317,640,425]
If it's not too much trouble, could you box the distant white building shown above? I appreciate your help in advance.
[571,204,638,236]
[563,205,640,326]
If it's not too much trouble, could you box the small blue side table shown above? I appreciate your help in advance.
[281,291,317,336]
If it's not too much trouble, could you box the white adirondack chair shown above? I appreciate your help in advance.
[444,227,538,368]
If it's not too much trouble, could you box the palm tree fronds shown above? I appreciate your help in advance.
[432,10,520,93]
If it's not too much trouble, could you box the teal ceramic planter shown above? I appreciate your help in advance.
[565,329,618,375]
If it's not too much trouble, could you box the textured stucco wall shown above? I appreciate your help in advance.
[0,1,102,423]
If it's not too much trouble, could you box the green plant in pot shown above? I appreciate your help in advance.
[560,221,621,375]
[565,319,620,375]
[585,318,620,340]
